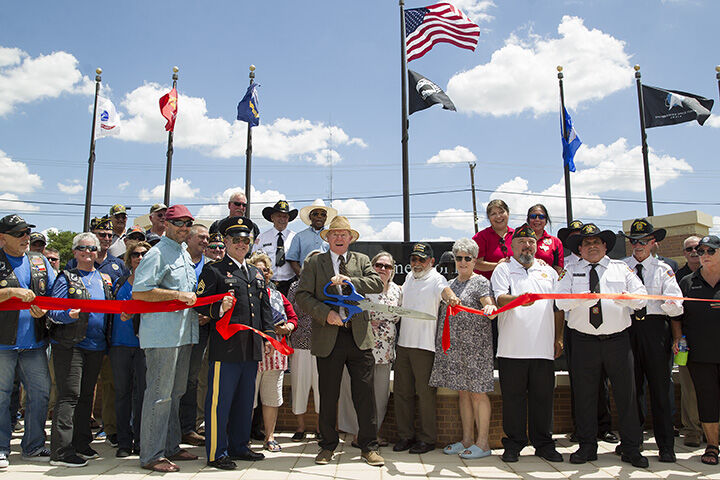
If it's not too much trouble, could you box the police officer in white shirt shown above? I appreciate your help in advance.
[621,219,683,463]
[253,200,297,295]
[556,223,649,468]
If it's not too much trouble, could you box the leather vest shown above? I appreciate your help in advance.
[49,268,113,348]
[0,250,49,345]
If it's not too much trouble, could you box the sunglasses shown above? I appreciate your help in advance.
[684,246,698,253]
[127,235,145,241]
[95,232,113,239]
[130,251,147,258]
[629,238,651,246]
[75,245,98,252]
[46,257,59,262]
[256,266,269,273]
[374,263,393,270]
[697,248,717,256]
[152,212,165,218]
[232,201,247,208]
[166,219,194,227]
[207,244,225,250]
[229,236,251,245]
[310,211,327,217]
[528,214,546,220]
[455,256,474,263]
[6,229,30,238]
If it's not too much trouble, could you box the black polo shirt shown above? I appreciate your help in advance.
[679,268,720,364]
[676,264,693,283]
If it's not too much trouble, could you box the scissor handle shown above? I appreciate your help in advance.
[322,281,364,322]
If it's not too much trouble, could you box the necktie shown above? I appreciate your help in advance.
[276,231,285,267]
[635,264,647,319]
[589,264,603,329]
[338,255,351,295]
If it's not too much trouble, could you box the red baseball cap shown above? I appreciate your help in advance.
[164,204,194,221]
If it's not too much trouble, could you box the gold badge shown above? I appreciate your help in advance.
[112,264,119,270]
[39,279,46,291]
[68,287,75,294]
[0,280,7,287]
[197,279,205,295]
[592,306,599,314]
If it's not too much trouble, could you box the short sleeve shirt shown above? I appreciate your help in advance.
[535,230,564,268]
[285,226,329,265]
[472,226,514,279]
[253,227,297,281]
[679,269,720,364]
[397,269,448,351]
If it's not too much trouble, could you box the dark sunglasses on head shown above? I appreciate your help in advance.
[95,232,113,239]
[6,229,30,238]
[374,262,393,270]
[75,245,98,252]
[528,213,546,220]
[629,238,651,246]
[232,201,247,208]
[697,247,717,256]
[207,244,225,250]
[684,246,698,253]
[455,256,474,263]
[167,219,194,227]
[130,251,147,258]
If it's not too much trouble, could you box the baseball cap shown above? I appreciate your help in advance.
[698,235,720,250]
[0,215,35,234]
[109,204,131,216]
[149,203,168,214]
[164,205,194,221]
[410,242,434,260]
[29,232,47,245]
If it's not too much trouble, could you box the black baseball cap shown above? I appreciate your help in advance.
[410,242,433,260]
[0,214,35,234]
[698,235,720,250]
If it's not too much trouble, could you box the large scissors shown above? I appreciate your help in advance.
[323,281,437,322]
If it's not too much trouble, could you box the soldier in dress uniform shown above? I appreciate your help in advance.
[194,216,275,471]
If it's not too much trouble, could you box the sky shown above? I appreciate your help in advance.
[1,0,719,241]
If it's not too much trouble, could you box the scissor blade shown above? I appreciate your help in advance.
[357,299,437,321]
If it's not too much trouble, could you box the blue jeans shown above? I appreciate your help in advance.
[109,346,146,451]
[0,348,50,455]
[140,344,191,466]
[179,323,209,434]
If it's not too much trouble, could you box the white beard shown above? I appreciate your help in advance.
[412,267,433,279]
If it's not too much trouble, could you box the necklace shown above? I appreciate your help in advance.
[79,269,100,291]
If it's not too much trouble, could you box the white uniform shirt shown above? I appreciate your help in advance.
[491,257,558,360]
[623,255,683,317]
[253,227,296,281]
[397,269,448,352]
[556,256,647,335]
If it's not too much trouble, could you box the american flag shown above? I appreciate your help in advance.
[405,3,480,62]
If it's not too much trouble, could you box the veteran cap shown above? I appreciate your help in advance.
[29,232,47,245]
[698,235,720,250]
[620,218,666,242]
[410,242,434,260]
[512,223,537,240]
[0,215,35,234]
[149,203,168,214]
[90,216,113,231]
[557,220,584,246]
[109,204,130,216]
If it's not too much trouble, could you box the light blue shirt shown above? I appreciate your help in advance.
[133,236,198,348]
[285,226,328,265]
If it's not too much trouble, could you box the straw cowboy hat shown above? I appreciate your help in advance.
[298,201,338,226]
[319,216,359,243]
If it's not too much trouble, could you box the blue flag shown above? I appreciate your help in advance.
[561,107,581,172]
[237,82,260,127]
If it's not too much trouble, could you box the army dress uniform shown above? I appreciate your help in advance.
[194,218,275,467]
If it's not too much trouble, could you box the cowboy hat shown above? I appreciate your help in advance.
[557,220,584,246]
[619,218,666,242]
[319,216,359,243]
[566,223,616,255]
[298,202,338,226]
[262,200,298,223]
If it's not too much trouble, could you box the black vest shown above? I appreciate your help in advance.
[49,269,113,348]
[0,250,50,346]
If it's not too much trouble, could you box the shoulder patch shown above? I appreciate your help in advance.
[100,273,112,285]
[558,269,567,280]
[667,269,675,277]
[197,279,205,295]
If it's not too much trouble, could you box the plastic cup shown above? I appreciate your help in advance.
[674,351,688,366]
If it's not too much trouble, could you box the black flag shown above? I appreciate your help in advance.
[408,70,456,115]
[642,85,713,128]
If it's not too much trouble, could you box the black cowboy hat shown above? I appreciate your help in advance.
[566,223,616,255]
[557,220,584,246]
[262,200,298,223]
[619,218,666,242]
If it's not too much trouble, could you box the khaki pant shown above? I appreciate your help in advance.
[394,346,436,444]
[679,365,702,443]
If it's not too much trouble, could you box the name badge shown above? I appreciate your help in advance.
[573,273,586,277]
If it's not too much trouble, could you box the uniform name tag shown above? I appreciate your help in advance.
[224,278,240,286]
[573,273,586,277]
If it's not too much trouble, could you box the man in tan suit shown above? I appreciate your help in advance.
[296,216,384,466]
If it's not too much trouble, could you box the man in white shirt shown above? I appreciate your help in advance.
[491,224,564,463]
[556,223,648,468]
[253,201,297,295]
[393,242,459,454]
[621,219,683,463]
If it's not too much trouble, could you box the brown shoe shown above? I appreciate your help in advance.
[168,449,198,461]
[361,450,385,467]
[182,431,205,446]
[315,449,334,465]
[141,458,179,472]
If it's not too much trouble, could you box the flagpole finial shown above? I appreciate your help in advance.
[715,65,720,73]
[634,64,640,71]
[173,66,179,73]
[249,65,256,72]
[557,66,563,72]
[96,68,102,75]
[95,68,102,82]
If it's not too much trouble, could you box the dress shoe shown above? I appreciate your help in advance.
[614,444,643,455]
[569,447,597,464]
[568,432,579,443]
[409,441,435,454]
[621,452,649,468]
[315,449,333,465]
[291,431,306,442]
[535,448,563,462]
[501,450,519,462]
[182,431,205,446]
[393,438,415,452]
[361,450,384,466]
[598,431,619,443]
[230,449,265,461]
[658,450,676,463]
[207,456,237,470]
[115,448,132,458]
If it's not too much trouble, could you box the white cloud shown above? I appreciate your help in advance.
[57,179,83,195]
[330,198,404,241]
[450,0,495,23]
[447,16,632,117]
[706,115,720,128]
[431,208,476,233]
[712,216,720,235]
[118,83,365,165]
[0,46,92,116]
[0,194,39,213]
[118,181,130,191]
[427,145,477,165]
[138,177,199,201]
[0,149,43,193]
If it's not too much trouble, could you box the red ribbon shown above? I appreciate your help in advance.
[214,295,293,355]
[443,292,719,353]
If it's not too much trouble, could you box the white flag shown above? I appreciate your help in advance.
[95,96,120,138]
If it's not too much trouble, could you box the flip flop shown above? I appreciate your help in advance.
[460,445,492,459]
[443,442,466,455]
[142,458,179,472]
[264,440,282,452]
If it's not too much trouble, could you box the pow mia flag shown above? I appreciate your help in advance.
[642,85,713,128]
[408,70,456,115]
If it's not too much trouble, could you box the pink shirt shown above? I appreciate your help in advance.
[472,226,514,279]
[534,230,564,268]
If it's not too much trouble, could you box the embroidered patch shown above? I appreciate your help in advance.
[0,280,7,287]
[112,264,119,270]
[197,279,205,295]
[544,238,553,245]
[558,269,567,280]
[592,306,600,314]
[68,287,75,294]
[39,279,46,291]
[100,273,112,286]
[667,270,675,277]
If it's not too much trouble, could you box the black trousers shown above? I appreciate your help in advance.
[630,315,674,451]
[570,330,642,454]
[109,346,146,450]
[498,357,555,452]
[316,327,377,452]
[565,326,612,433]
[179,323,209,434]
[50,344,104,460]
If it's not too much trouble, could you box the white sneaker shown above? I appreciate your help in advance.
[0,452,8,468]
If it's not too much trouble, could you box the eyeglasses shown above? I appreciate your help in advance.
[207,244,225,250]
[232,201,247,208]
[152,212,165,218]
[46,257,59,262]
[528,214,546,220]
[629,238,651,246]
[229,237,251,245]
[455,256,474,263]
[697,247,717,256]
[374,263,393,270]
[74,245,98,252]
[167,219,194,227]
[127,235,145,241]
[684,246,698,253]
[130,251,147,258]
[6,229,30,238]
[95,232,113,239]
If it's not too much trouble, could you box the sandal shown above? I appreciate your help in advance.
[443,442,466,455]
[142,458,179,472]
[264,440,282,452]
[702,446,719,465]
[460,444,492,460]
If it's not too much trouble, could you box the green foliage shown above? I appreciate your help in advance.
[46,230,77,268]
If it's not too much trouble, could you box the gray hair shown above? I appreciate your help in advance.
[684,235,701,248]
[228,189,247,203]
[72,232,100,250]
[452,238,478,258]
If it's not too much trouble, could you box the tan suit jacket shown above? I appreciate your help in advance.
[295,250,383,358]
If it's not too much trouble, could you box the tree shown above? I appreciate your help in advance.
[47,230,77,268]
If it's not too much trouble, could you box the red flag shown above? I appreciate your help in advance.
[159,87,178,131]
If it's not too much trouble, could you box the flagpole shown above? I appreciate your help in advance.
[163,66,178,207]
[399,0,410,242]
[557,66,573,226]
[83,67,102,232]
[716,66,720,100]
[634,64,654,217]
[469,162,479,234]
[245,65,255,216]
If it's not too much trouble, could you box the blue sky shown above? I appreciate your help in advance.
[1,0,718,240]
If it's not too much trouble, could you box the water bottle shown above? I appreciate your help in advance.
[674,336,689,366]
